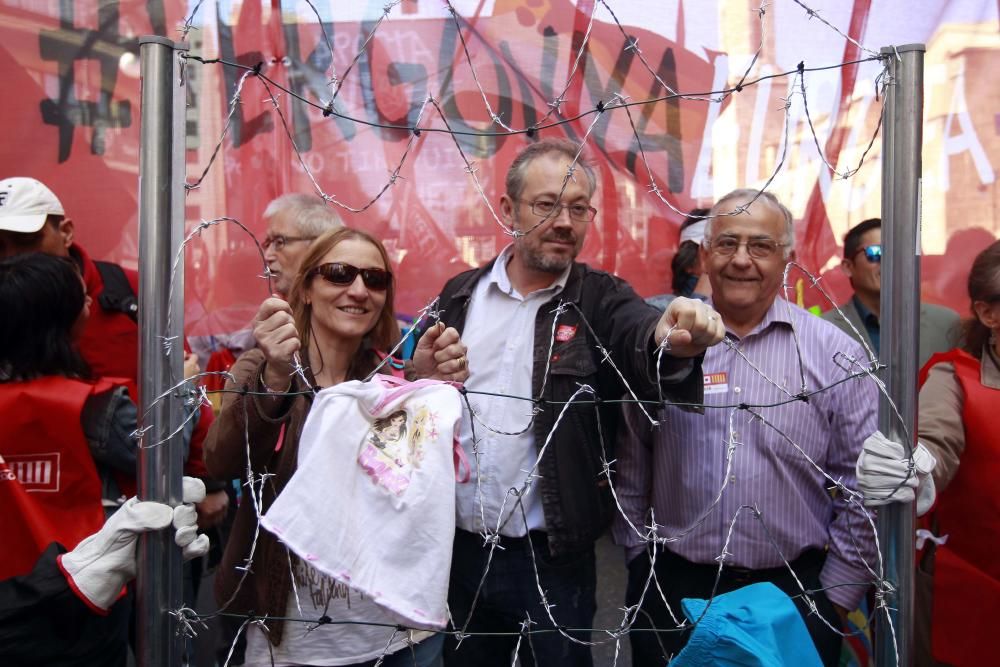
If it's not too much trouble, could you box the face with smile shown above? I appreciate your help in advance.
[702,197,789,332]
[502,152,592,279]
[842,227,881,303]
[305,238,388,347]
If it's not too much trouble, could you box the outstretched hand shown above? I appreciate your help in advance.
[655,297,726,358]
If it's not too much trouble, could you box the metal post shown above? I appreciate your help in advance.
[876,43,924,667]
[137,36,187,667]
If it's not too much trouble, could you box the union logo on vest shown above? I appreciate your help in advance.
[3,452,60,491]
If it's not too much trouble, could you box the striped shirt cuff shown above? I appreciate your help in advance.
[819,552,871,611]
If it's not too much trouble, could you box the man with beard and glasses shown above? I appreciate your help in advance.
[429,139,726,666]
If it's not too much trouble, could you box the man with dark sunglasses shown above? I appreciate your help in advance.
[822,218,959,368]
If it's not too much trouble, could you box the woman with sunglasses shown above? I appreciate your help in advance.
[205,227,467,667]
[914,239,1000,667]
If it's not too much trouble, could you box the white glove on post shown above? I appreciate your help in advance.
[856,430,937,516]
[58,477,212,612]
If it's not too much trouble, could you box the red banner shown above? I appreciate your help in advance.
[1,1,997,334]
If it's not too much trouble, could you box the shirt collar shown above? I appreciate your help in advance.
[749,297,796,337]
[983,344,1000,389]
[708,296,794,339]
[487,244,571,298]
[852,294,878,323]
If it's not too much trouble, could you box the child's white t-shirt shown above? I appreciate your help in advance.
[262,376,464,640]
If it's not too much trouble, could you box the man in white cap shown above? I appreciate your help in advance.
[0,176,229,526]
[0,177,75,258]
[0,177,141,378]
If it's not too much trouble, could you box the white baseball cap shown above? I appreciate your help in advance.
[0,177,65,233]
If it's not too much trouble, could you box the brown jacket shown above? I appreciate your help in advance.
[204,347,385,646]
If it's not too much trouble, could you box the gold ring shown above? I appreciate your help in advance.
[457,356,466,370]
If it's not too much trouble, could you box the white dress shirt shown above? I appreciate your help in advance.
[455,245,570,536]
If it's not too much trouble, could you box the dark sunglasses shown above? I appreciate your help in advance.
[852,244,881,263]
[309,262,392,291]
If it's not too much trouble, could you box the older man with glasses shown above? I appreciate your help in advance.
[822,217,959,368]
[262,193,343,297]
[613,189,881,666]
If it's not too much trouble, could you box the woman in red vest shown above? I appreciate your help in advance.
[0,252,139,580]
[917,240,1000,667]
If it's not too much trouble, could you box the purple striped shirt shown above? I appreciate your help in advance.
[612,298,878,610]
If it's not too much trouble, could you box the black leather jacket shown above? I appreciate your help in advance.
[434,258,703,556]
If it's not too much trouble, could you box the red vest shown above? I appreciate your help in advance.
[0,376,120,579]
[919,349,1000,667]
[74,243,140,390]
[70,243,215,480]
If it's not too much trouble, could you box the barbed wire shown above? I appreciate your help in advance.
[177,48,886,238]
[156,262,905,666]
[135,2,912,666]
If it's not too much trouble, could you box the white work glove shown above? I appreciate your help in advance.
[59,477,211,611]
[856,430,937,517]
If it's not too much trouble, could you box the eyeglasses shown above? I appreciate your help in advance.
[518,199,597,223]
[851,244,882,264]
[262,234,316,252]
[309,262,392,291]
[706,236,786,259]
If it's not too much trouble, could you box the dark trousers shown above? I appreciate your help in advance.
[444,529,596,667]
[625,547,843,667]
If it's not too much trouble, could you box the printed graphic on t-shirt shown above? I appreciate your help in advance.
[292,558,367,611]
[357,404,439,495]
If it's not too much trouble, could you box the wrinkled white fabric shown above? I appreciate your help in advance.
[262,376,463,629]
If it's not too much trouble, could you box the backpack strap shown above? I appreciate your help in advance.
[94,260,139,322]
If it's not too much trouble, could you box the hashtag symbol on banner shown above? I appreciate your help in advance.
[38,0,136,163]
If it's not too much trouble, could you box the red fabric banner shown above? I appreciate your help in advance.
[0,1,997,334]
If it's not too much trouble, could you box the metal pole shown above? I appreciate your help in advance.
[876,43,924,667]
[137,36,187,667]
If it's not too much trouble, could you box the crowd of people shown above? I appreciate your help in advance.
[1,139,996,667]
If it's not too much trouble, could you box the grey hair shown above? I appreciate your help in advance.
[505,138,597,201]
[704,189,795,257]
[263,193,343,237]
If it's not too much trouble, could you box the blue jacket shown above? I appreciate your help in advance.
[671,582,822,666]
